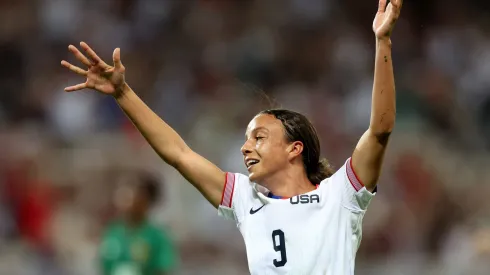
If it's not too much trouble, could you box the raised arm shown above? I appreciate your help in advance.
[61,42,225,208]
[351,0,402,191]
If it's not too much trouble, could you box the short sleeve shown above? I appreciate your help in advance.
[322,158,375,212]
[98,228,113,275]
[217,172,254,224]
[153,229,178,272]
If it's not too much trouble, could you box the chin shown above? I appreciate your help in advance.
[248,170,267,184]
[248,171,260,183]
[248,172,257,181]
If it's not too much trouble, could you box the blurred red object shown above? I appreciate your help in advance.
[16,180,54,248]
[5,159,55,250]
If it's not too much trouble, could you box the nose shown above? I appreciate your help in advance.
[241,140,253,156]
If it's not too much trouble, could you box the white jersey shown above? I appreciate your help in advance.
[218,158,375,275]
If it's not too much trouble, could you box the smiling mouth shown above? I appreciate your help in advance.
[246,159,260,169]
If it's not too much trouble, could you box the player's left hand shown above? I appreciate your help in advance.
[373,0,403,40]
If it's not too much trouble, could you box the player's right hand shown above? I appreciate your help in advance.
[61,42,126,96]
[372,0,403,40]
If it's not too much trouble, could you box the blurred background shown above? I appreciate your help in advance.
[1,0,490,274]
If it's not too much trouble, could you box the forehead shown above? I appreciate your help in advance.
[246,114,283,136]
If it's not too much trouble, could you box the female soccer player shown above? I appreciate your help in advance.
[61,0,402,274]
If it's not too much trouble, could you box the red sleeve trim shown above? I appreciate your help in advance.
[346,157,364,191]
[220,172,235,208]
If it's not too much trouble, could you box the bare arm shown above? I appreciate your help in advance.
[352,0,402,191]
[115,86,225,207]
[61,42,225,208]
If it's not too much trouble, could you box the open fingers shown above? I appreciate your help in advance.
[61,60,88,76]
[64,83,87,92]
[68,45,92,67]
[378,0,388,12]
[80,42,108,68]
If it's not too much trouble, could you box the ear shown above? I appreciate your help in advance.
[287,141,304,160]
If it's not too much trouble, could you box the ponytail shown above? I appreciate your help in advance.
[307,158,334,185]
[259,109,334,186]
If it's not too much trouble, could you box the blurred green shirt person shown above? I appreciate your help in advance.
[99,172,177,275]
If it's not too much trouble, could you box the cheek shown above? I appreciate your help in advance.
[259,142,288,166]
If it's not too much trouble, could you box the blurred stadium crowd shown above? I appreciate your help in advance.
[1,0,490,274]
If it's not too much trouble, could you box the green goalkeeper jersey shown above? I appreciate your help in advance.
[99,220,177,275]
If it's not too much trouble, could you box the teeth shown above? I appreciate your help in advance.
[247,160,259,167]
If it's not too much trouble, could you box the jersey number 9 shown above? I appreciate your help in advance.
[272,229,287,267]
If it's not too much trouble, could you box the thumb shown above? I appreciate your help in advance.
[113,48,124,70]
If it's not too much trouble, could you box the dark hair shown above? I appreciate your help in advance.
[259,109,334,185]
[136,172,161,205]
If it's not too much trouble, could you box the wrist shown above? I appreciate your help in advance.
[113,82,131,100]
[376,37,392,48]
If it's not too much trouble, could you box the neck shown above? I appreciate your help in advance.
[261,168,316,197]
[125,213,147,227]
